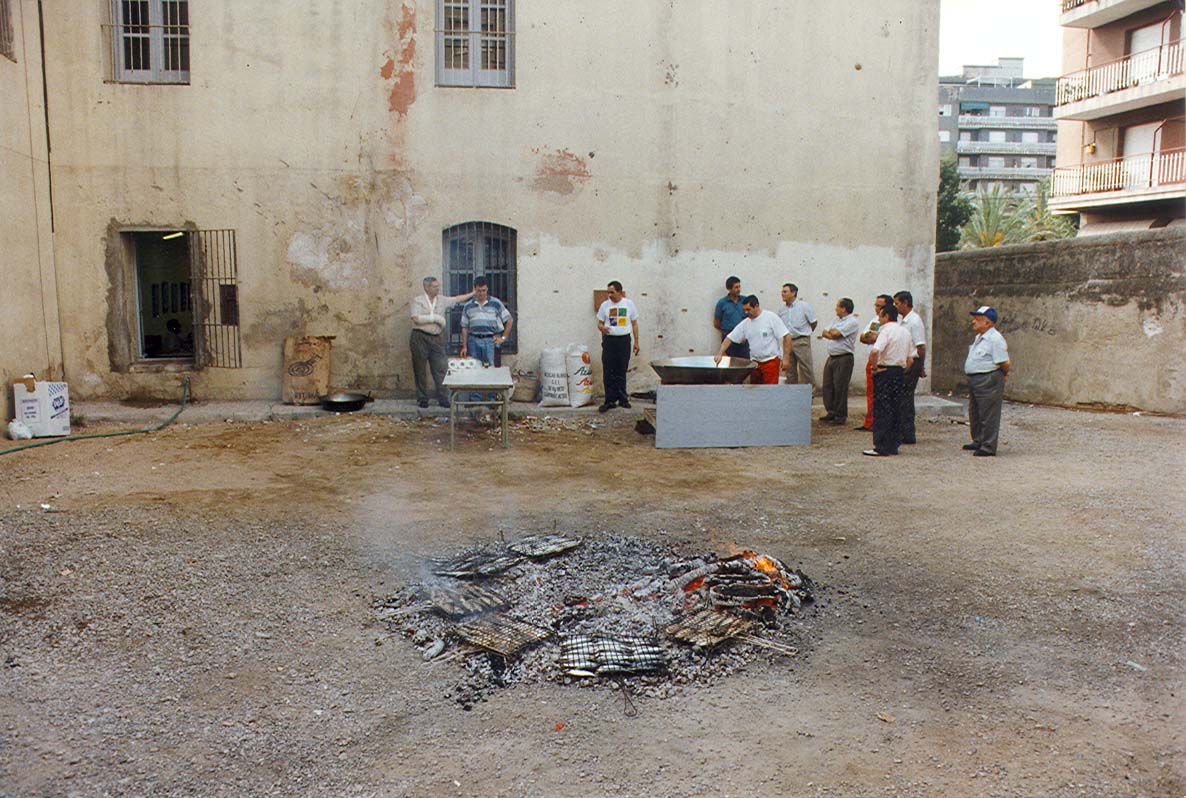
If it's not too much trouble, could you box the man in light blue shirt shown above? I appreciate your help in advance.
[963,306,1011,457]
[778,283,817,388]
[818,298,861,425]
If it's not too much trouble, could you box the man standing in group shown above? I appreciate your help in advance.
[778,283,817,388]
[409,276,473,408]
[893,290,926,445]
[713,276,749,360]
[863,303,914,457]
[460,277,514,366]
[963,306,1011,457]
[596,280,641,413]
[817,298,861,425]
[714,295,790,384]
[854,294,892,431]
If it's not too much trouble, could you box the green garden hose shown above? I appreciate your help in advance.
[0,376,190,456]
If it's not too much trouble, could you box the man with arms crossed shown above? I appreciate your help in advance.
[713,276,749,360]
[854,294,891,431]
[714,295,790,384]
[818,298,861,425]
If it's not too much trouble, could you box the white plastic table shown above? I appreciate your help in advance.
[443,366,514,450]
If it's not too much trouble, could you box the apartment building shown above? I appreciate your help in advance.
[939,58,1059,195]
[1,1,941,408]
[1051,0,1185,233]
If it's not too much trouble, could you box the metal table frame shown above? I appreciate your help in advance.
[443,367,514,451]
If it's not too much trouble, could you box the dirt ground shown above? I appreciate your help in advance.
[1,402,1183,798]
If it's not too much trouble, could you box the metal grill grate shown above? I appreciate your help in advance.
[454,615,551,658]
[190,229,241,369]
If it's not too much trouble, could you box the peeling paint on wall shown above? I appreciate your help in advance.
[286,232,370,291]
[531,148,592,195]
[380,3,417,117]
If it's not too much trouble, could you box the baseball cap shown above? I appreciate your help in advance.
[970,306,998,323]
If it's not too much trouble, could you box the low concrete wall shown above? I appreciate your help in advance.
[933,229,1186,414]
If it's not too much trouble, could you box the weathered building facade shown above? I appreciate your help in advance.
[3,1,940,408]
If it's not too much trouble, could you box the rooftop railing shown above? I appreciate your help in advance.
[1051,147,1186,197]
[1057,40,1183,105]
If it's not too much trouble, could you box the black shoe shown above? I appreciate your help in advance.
[854,424,872,431]
[619,400,632,409]
[598,403,614,413]
[973,449,995,457]
[962,443,980,451]
[831,418,846,426]
[901,439,916,445]
[417,400,429,409]
[819,415,835,422]
[438,400,450,408]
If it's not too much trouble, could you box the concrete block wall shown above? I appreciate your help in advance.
[932,229,1186,414]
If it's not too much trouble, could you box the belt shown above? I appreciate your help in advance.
[967,369,1000,376]
[412,328,440,335]
[792,335,811,339]
[469,334,496,339]
[877,365,905,371]
[829,352,854,357]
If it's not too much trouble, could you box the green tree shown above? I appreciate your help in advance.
[959,185,1028,249]
[1017,177,1077,242]
[936,155,973,252]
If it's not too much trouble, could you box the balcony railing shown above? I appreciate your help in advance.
[1057,40,1184,105]
[1061,0,1088,10]
[1051,147,1186,197]
[958,115,1058,129]
[957,141,1058,155]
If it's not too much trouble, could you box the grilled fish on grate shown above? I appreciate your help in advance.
[453,614,552,658]
[665,606,756,647]
[558,633,667,675]
[426,582,509,618]
[431,549,524,578]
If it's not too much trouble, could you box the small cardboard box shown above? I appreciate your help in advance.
[13,378,71,437]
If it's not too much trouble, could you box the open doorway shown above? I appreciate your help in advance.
[132,231,194,359]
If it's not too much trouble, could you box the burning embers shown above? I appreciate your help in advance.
[376,533,814,707]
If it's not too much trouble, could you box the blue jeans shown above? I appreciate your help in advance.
[468,336,495,365]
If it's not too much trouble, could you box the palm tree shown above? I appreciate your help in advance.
[1017,178,1077,242]
[959,185,1027,249]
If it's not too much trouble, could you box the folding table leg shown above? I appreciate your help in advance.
[449,389,456,451]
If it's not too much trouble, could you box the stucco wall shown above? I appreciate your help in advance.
[0,0,62,420]
[932,229,1186,413]
[33,1,939,402]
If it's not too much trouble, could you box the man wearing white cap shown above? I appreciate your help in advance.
[964,306,1011,457]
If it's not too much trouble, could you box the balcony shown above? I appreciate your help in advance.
[1056,40,1185,120]
[1050,147,1186,209]
[1061,0,1167,29]
[956,141,1058,155]
[957,115,1058,130]
[959,166,1056,181]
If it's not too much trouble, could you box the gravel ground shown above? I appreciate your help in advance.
[0,402,1183,797]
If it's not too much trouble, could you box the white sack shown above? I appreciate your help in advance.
[566,344,595,408]
[539,348,570,407]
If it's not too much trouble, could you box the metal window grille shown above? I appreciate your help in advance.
[104,0,189,84]
[0,0,14,63]
[436,0,514,88]
[190,229,242,368]
[443,222,517,355]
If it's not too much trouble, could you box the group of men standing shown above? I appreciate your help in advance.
[407,272,1012,458]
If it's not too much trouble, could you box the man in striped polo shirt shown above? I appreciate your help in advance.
[459,277,514,366]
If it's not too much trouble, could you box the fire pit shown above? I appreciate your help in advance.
[375,533,814,709]
[650,356,756,385]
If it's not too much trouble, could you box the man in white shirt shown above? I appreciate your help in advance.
[893,290,927,445]
[596,280,641,413]
[963,306,1012,457]
[818,298,861,425]
[777,283,817,388]
[409,276,473,408]
[715,295,790,384]
[854,294,892,432]
[863,303,914,457]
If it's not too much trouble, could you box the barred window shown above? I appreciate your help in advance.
[106,0,189,84]
[442,223,518,354]
[1,0,15,63]
[436,0,514,88]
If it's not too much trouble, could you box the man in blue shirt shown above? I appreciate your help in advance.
[713,276,749,359]
[460,277,514,366]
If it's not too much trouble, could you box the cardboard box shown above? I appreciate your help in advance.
[13,378,71,437]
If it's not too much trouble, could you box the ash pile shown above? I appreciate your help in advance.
[375,532,814,708]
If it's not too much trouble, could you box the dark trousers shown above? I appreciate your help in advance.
[723,337,750,360]
[872,367,906,455]
[968,370,1004,454]
[822,353,854,420]
[602,334,632,405]
[899,360,922,443]
[410,330,447,404]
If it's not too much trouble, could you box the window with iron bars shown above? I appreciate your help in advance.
[1,0,15,63]
[436,0,514,88]
[443,222,517,355]
[105,0,189,84]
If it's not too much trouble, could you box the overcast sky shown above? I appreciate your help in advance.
[939,0,1064,78]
